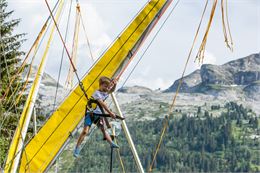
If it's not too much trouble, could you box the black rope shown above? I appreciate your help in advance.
[53,0,73,112]
[92,113,124,120]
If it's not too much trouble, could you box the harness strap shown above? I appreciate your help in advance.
[91,113,125,120]
[85,98,120,128]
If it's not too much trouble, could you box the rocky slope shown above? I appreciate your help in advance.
[23,66,69,116]
[165,53,260,100]
[27,53,260,117]
[165,69,201,93]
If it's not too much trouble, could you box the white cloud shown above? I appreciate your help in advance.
[129,77,172,90]
[140,66,151,76]
[8,1,113,85]
[121,76,172,90]
[191,50,217,70]
[78,3,112,59]
[6,0,260,91]
[203,50,217,64]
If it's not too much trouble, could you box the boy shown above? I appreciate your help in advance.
[74,76,119,158]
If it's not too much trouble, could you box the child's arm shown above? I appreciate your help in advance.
[97,99,116,119]
[108,79,117,94]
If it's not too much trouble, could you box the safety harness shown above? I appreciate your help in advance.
[85,97,125,128]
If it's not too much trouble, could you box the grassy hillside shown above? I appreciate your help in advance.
[53,102,259,172]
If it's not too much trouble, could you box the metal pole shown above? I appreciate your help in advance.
[55,158,59,173]
[110,125,115,173]
[33,107,37,135]
[110,93,144,173]
[110,147,113,173]
[4,1,65,172]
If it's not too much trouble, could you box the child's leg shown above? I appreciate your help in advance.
[99,125,119,148]
[76,126,90,148]
[100,126,113,144]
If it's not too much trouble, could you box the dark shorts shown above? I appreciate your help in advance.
[84,112,104,127]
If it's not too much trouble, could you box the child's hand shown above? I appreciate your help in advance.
[109,112,116,119]
[108,79,118,93]
[111,78,118,85]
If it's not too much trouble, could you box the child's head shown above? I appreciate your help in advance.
[99,76,111,92]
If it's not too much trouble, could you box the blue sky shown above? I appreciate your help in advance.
[8,0,260,89]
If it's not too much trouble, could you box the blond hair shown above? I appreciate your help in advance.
[99,76,111,85]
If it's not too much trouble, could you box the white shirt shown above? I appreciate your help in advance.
[92,90,109,114]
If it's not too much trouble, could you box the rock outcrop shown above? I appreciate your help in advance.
[165,53,260,100]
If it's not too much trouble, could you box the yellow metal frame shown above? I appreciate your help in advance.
[17,0,169,172]
[4,1,65,172]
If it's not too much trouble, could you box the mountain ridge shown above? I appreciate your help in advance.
[165,52,260,100]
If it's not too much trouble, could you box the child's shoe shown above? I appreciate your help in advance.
[73,147,80,158]
[111,141,120,149]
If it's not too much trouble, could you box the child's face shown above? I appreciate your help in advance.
[100,82,110,92]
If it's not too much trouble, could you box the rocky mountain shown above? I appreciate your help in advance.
[165,69,201,93]
[24,53,260,117]
[165,53,260,100]
[23,66,69,116]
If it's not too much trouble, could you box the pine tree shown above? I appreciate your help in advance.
[0,0,26,166]
[0,0,25,111]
